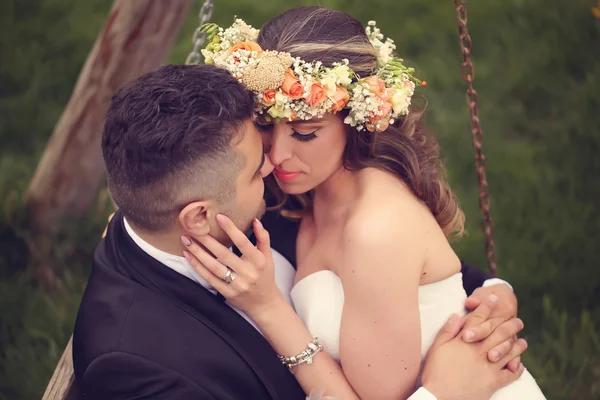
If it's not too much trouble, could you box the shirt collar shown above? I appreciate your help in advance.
[123,217,218,295]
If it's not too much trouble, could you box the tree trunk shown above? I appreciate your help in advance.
[25,0,194,233]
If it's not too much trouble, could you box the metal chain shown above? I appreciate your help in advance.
[453,0,498,276]
[185,0,215,65]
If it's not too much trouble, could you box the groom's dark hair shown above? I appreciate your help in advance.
[102,64,255,232]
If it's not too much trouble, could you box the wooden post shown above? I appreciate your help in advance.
[25,0,194,233]
[41,337,80,400]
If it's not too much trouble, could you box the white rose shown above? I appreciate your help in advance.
[391,89,411,115]
[321,75,338,97]
[331,65,352,86]
[268,101,293,119]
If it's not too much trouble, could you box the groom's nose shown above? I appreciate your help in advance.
[260,153,275,177]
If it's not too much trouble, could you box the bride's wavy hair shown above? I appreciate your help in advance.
[257,6,465,239]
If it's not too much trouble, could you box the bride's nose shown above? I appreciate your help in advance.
[267,131,293,167]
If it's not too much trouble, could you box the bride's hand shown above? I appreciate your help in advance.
[181,214,287,317]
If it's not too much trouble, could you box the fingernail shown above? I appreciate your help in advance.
[183,250,191,261]
[490,350,499,361]
[216,214,227,225]
[464,330,475,341]
[254,218,263,228]
[446,313,458,325]
[517,318,524,329]
[519,363,525,372]
[181,236,192,246]
[489,294,498,303]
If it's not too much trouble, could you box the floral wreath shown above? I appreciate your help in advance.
[201,19,426,133]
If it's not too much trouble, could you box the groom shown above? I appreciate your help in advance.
[73,64,525,399]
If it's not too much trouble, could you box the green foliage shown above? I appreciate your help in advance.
[522,297,600,399]
[1,0,599,398]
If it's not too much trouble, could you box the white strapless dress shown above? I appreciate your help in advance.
[291,270,545,399]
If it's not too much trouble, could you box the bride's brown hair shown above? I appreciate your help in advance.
[257,6,464,238]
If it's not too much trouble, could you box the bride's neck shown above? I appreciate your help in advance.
[312,166,360,217]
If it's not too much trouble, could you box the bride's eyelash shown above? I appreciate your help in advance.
[291,129,317,142]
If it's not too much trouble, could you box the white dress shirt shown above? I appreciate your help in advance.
[123,218,296,332]
[124,218,511,400]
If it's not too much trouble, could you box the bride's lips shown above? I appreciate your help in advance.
[273,168,302,182]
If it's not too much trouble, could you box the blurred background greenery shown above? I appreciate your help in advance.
[1,0,599,398]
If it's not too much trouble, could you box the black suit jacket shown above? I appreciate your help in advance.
[73,210,491,399]
[73,211,306,399]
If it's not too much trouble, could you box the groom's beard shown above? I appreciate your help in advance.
[219,198,266,246]
[238,198,266,235]
[256,198,266,221]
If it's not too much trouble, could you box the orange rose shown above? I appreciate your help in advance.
[330,85,350,112]
[262,89,277,106]
[305,82,327,106]
[229,41,263,54]
[364,76,388,99]
[368,100,393,131]
[281,71,304,99]
[379,101,393,118]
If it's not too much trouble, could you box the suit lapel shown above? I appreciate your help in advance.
[103,212,304,400]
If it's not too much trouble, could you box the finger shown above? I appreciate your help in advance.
[481,318,524,352]
[216,214,261,263]
[462,317,503,342]
[188,235,246,273]
[506,355,522,373]
[253,218,272,257]
[498,338,528,368]
[428,314,463,353]
[487,337,515,362]
[181,236,232,279]
[183,250,234,298]
[464,296,482,311]
[463,294,499,330]
[496,363,525,389]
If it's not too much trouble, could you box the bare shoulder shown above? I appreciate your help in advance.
[338,169,427,288]
[343,168,431,247]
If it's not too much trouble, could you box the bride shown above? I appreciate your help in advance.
[183,6,545,399]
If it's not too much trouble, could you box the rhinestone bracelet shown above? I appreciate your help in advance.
[278,338,324,371]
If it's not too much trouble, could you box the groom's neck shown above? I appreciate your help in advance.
[128,220,185,257]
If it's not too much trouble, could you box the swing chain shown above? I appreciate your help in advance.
[454,0,498,276]
[185,0,215,65]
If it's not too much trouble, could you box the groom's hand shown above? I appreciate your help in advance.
[462,284,521,371]
[465,284,518,322]
[421,295,527,400]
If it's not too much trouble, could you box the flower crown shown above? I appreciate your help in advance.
[201,19,426,132]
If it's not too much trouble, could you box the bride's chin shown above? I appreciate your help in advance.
[278,183,312,195]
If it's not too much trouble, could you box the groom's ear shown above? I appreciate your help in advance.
[178,201,212,236]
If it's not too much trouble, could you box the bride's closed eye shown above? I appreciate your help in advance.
[291,129,317,143]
